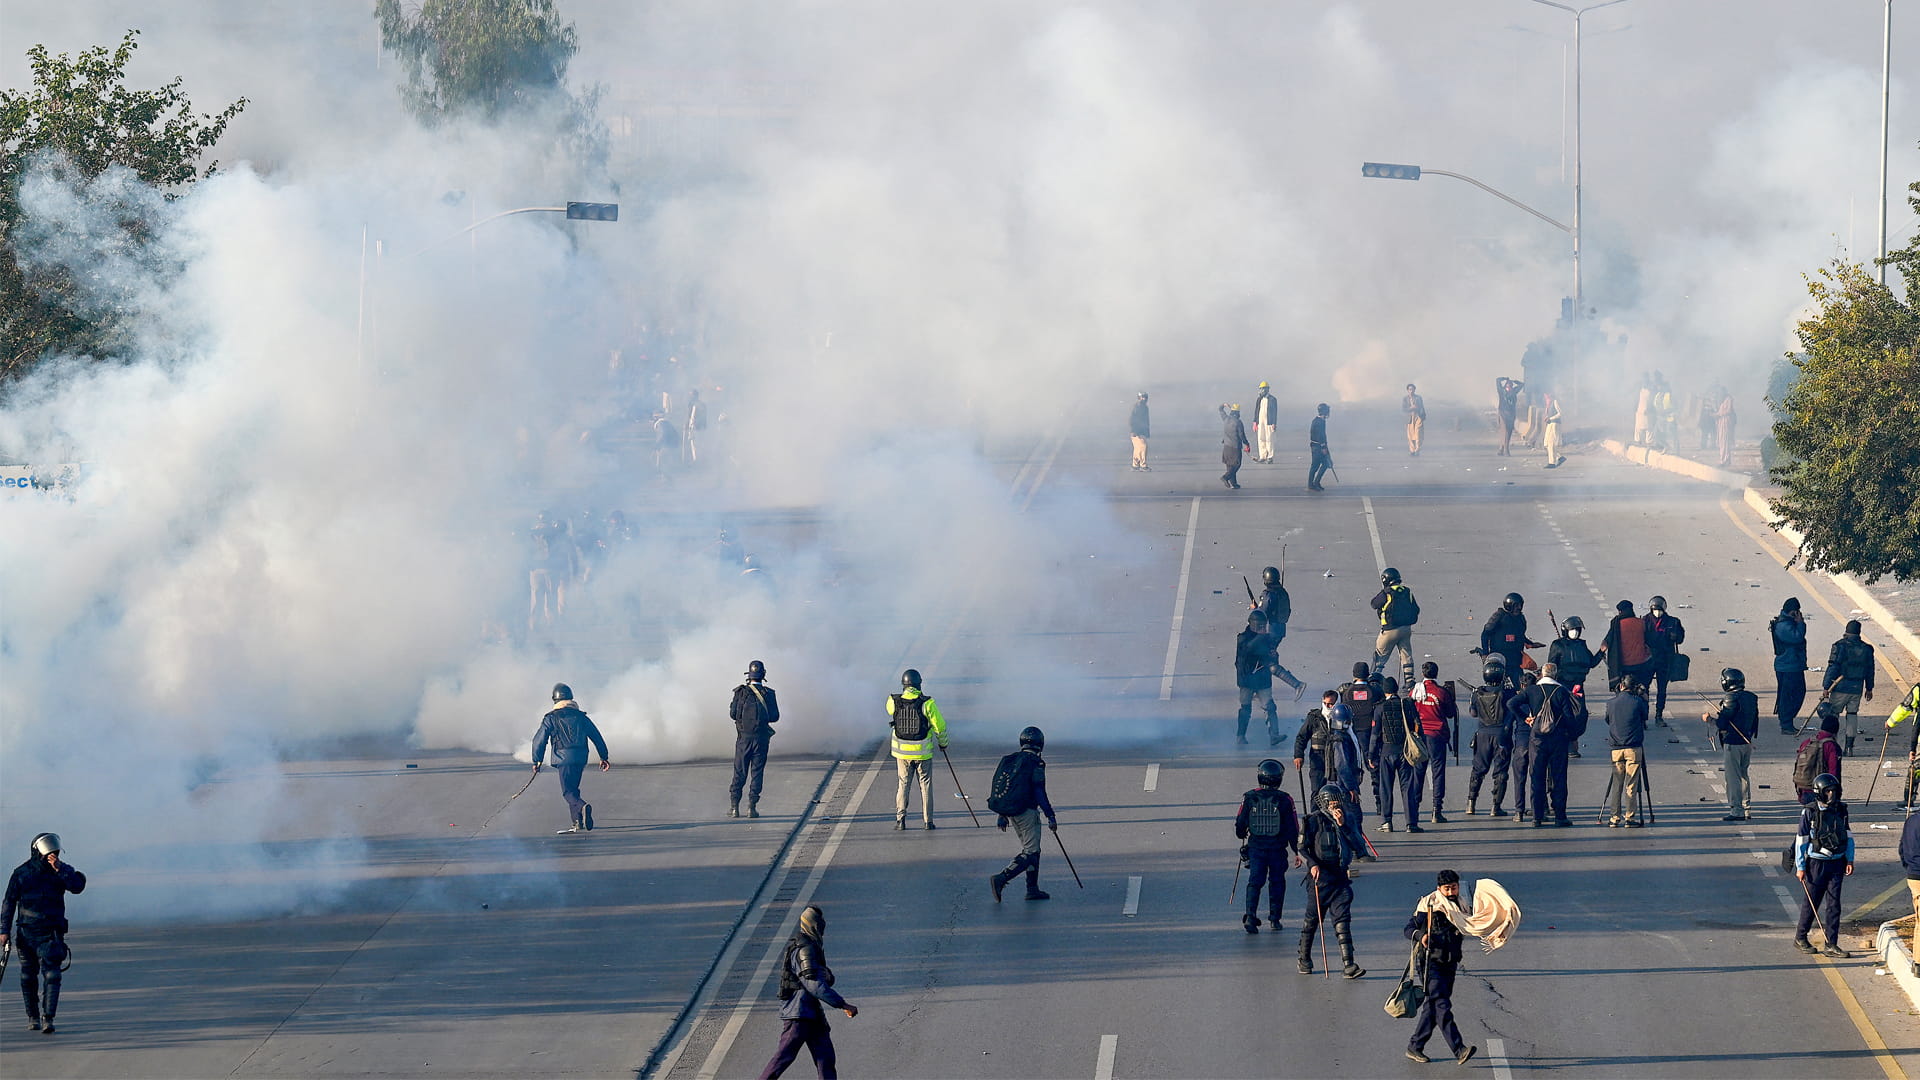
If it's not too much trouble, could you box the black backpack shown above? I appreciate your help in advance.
[777,936,802,1002]
[890,694,931,740]
[1809,804,1849,857]
[1842,640,1874,681]
[1246,789,1288,839]
[1792,738,1825,791]
[987,751,1038,815]
[1472,687,1506,727]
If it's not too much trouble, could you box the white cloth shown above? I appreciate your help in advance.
[1415,878,1523,952]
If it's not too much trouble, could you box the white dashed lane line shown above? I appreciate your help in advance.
[1143,764,1159,792]
[1095,1035,1118,1080]
[1122,876,1142,917]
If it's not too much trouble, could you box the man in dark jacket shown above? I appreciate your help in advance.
[759,905,857,1079]
[1405,870,1478,1066]
[1234,759,1301,934]
[1506,671,1540,822]
[1299,784,1365,978]
[532,683,612,833]
[1248,571,1305,699]
[1546,614,1601,757]
[1604,680,1649,827]
[1703,667,1762,821]
[1409,662,1458,823]
[1525,665,1578,828]
[1902,808,1920,974]
[1307,403,1334,491]
[2,833,86,1034]
[1822,620,1878,755]
[1129,392,1151,471]
[730,660,781,818]
[1339,662,1387,808]
[1642,597,1686,726]
[1603,600,1654,692]
[1466,658,1515,818]
[1369,678,1423,833]
[990,727,1058,902]
[1479,593,1540,677]
[1770,597,1810,735]
[1236,612,1284,746]
[1220,403,1249,489]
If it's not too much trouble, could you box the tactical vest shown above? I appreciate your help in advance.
[1308,712,1331,753]
[1339,682,1377,728]
[1246,789,1287,839]
[1808,805,1848,858]
[890,694,931,740]
[1473,687,1506,727]
[1841,640,1873,681]
[1556,640,1597,683]
[1310,814,1344,863]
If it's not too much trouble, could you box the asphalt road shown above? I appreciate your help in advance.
[4,397,1917,1079]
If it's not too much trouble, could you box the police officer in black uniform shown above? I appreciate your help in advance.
[1465,657,1516,817]
[1506,670,1539,822]
[1293,690,1347,792]
[729,660,781,819]
[1644,597,1687,727]
[531,683,612,833]
[2,833,86,1034]
[1252,567,1305,699]
[1236,612,1284,746]
[1299,784,1365,978]
[1547,614,1601,757]
[1338,661,1387,771]
[1371,677,1419,832]
[1234,760,1302,934]
[1478,592,1543,678]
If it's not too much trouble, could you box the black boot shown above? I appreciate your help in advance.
[1243,913,1261,934]
[1297,935,1314,974]
[991,853,1027,903]
[1025,854,1050,901]
[1846,737,1857,757]
[748,801,761,818]
[1337,924,1365,979]
[728,801,740,818]
[39,982,56,1035]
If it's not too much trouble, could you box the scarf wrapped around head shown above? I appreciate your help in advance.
[1415,878,1523,952]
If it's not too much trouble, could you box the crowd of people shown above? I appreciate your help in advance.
[1630,371,1739,467]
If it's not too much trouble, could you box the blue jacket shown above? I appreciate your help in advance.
[532,702,609,766]
[779,933,851,1021]
[1771,615,1808,674]
[1902,814,1920,880]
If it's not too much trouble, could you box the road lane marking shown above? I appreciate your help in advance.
[1487,1037,1514,1080]
[1123,876,1142,916]
[1018,431,1069,513]
[1362,496,1387,571]
[1161,497,1202,701]
[1144,764,1159,791]
[1815,956,1909,1080]
[1095,1035,1118,1080]
[1846,878,1910,922]
[1771,883,1799,918]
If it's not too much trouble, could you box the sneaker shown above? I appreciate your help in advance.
[1236,736,1250,746]
[40,1022,53,1035]
[728,804,740,818]
[1026,889,1051,901]
[1140,466,1151,472]
[894,819,907,830]
[1378,822,1394,832]
[1568,746,1582,758]
[1244,914,1261,934]
[1554,818,1573,827]
[1607,819,1622,828]
[557,824,578,834]
[1722,814,1749,822]
[1821,944,1849,959]
[990,874,1006,903]
[1792,938,1817,954]
[29,1017,41,1032]
[1406,1049,1431,1063]
[582,804,594,831]
[1457,1046,1478,1065]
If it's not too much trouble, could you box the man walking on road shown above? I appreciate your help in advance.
[1235,759,1301,934]
[1604,679,1649,828]
[730,660,781,819]
[988,727,1058,902]
[1466,657,1515,818]
[2,832,86,1034]
[1308,403,1334,491]
[1299,784,1365,978]
[532,683,611,834]
[1643,598,1685,727]
[1404,870,1479,1066]
[759,905,857,1079]
[1770,597,1810,735]
[1236,612,1285,746]
[1604,600,1654,693]
[1220,403,1250,490]
[1129,392,1151,471]
[1496,377,1524,456]
[1822,620,1877,755]
[1410,662,1457,823]
[1792,773,1853,958]
[1703,668,1762,821]
[1371,568,1420,690]
[1338,662,1387,786]
[888,669,949,830]
[1253,381,1278,463]
[1403,383,1426,456]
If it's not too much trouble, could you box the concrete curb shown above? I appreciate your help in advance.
[1598,439,1750,488]
[1741,487,1920,671]
[1877,921,1920,1000]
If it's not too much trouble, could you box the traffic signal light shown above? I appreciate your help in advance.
[566,202,619,221]
[1360,163,1421,181]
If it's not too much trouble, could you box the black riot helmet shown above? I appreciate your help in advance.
[745,660,766,680]
[901,669,922,690]
[1019,726,1045,750]
[1256,759,1284,787]
[1502,592,1524,613]
[1248,610,1268,630]
[1648,595,1668,613]
[30,833,60,858]
[1261,566,1281,588]
[1381,567,1401,586]
[552,682,573,703]
[1811,773,1841,805]
[1316,783,1345,812]
[1720,667,1746,692]
[1482,654,1508,685]
[1563,615,1585,632]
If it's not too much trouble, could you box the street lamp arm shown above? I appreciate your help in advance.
[405,207,569,259]
[1420,170,1571,233]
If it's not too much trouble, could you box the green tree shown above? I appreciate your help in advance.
[1767,173,1920,583]
[376,0,588,125]
[0,31,245,381]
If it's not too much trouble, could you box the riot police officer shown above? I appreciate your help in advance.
[1703,668,1762,821]
[1299,785,1365,978]
[1479,592,1542,678]
[1234,760,1301,933]
[2,833,86,1034]
[1251,567,1305,699]
[1465,657,1516,817]
[1547,614,1601,757]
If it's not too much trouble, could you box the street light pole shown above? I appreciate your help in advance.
[1878,0,1893,287]
[1530,0,1629,319]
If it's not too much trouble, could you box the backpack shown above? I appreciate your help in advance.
[1472,687,1506,727]
[1809,805,1849,858]
[1841,640,1874,681]
[1530,686,1562,736]
[987,751,1038,816]
[777,937,803,1002]
[890,694,931,740]
[1382,585,1419,627]
[1246,789,1288,839]
[1792,737,1827,791]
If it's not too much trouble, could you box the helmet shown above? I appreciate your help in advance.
[1811,773,1840,804]
[1482,656,1508,684]
[1381,567,1401,586]
[30,833,60,858]
[1502,592,1524,613]
[1316,403,1330,417]
[1648,595,1667,613]
[1258,380,1270,389]
[1230,403,1241,412]
[1563,615,1585,632]
[745,660,766,679]
[1328,703,1352,730]
[742,553,762,570]
[551,682,573,702]
[1262,566,1280,588]
[901,669,922,690]
[1316,783,1345,812]
[1256,759,1284,786]
[1019,726,1045,750]
[718,527,734,541]
[1247,610,1268,629]
[1720,667,1745,692]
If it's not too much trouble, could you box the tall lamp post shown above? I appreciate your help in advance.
[1877,0,1893,287]
[1527,0,1631,321]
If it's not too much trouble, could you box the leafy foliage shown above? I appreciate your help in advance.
[376,0,582,124]
[1767,173,1920,583]
[0,31,245,381]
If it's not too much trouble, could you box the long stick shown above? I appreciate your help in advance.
[1314,872,1329,978]
[1280,544,1287,587]
[509,767,539,800]
[1051,827,1084,888]
[1230,854,1243,905]
[1864,744,1885,808]
[939,746,982,826]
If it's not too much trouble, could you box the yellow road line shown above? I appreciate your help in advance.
[1847,878,1912,924]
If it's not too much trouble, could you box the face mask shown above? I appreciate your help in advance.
[1568,628,1582,639]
